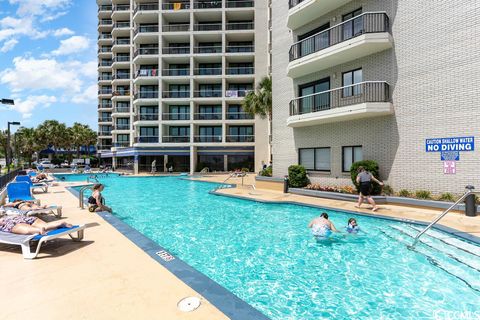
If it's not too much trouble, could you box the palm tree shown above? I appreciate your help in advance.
[15,127,38,165]
[0,130,7,159]
[242,76,272,159]
[70,123,87,159]
[35,120,67,152]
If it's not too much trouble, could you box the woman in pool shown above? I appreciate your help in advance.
[346,218,360,233]
[308,213,338,239]
[88,184,112,213]
[0,215,72,235]
[355,166,383,212]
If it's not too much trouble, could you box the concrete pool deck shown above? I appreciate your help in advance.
[1,173,479,320]
[0,181,228,320]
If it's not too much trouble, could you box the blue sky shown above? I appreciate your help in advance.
[0,0,98,131]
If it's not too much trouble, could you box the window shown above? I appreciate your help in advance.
[169,126,189,136]
[140,127,158,137]
[299,147,331,171]
[342,8,363,40]
[299,78,330,113]
[342,146,362,172]
[298,22,330,57]
[342,68,363,97]
[117,134,129,142]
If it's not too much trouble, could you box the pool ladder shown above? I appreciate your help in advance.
[79,185,95,209]
[212,175,255,192]
[410,186,478,248]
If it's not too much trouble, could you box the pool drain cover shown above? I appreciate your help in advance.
[177,297,201,312]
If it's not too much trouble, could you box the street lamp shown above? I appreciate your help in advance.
[7,121,20,173]
[1,99,15,105]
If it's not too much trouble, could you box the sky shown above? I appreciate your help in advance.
[0,0,98,131]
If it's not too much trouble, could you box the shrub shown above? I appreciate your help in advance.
[438,192,455,202]
[382,184,394,196]
[288,165,309,188]
[350,160,382,195]
[415,190,432,200]
[398,189,411,197]
[259,166,272,177]
[241,167,250,172]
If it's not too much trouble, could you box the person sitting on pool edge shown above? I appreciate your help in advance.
[87,184,112,213]
[346,218,360,234]
[0,215,72,235]
[308,212,338,239]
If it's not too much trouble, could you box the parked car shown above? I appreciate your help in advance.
[38,160,58,169]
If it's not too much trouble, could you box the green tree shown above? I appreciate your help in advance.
[35,120,68,151]
[15,127,38,165]
[70,123,97,159]
[0,130,7,159]
[242,76,272,160]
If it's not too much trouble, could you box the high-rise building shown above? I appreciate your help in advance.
[97,0,269,174]
[272,0,480,193]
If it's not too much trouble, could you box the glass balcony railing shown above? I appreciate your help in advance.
[134,91,159,99]
[162,91,190,98]
[226,22,254,30]
[98,130,112,136]
[162,47,190,55]
[134,48,159,57]
[226,67,254,75]
[98,60,113,67]
[114,22,130,28]
[194,135,222,143]
[194,90,222,98]
[289,12,389,61]
[194,46,222,54]
[112,73,130,80]
[135,136,159,143]
[136,69,159,77]
[99,20,113,26]
[113,142,130,148]
[226,112,254,120]
[98,74,112,81]
[135,25,159,36]
[162,2,190,10]
[114,39,130,45]
[114,107,130,113]
[134,113,159,121]
[98,103,113,109]
[162,69,190,76]
[289,81,390,116]
[163,24,190,32]
[226,45,253,53]
[98,34,112,40]
[98,5,112,12]
[225,89,251,98]
[162,113,190,120]
[193,23,222,31]
[113,56,130,62]
[113,124,130,130]
[226,135,254,142]
[194,1,222,9]
[226,0,254,8]
[98,89,113,95]
[194,68,222,76]
[162,136,190,143]
[112,90,131,96]
[134,3,159,15]
[98,117,112,122]
[113,4,130,11]
[194,113,222,120]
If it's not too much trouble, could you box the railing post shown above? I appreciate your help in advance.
[465,185,477,217]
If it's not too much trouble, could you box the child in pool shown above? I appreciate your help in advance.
[346,218,360,233]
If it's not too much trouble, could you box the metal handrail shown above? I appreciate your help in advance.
[410,188,478,248]
[79,185,94,209]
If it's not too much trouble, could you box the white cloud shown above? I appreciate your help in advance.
[51,35,89,56]
[0,56,83,92]
[53,27,74,37]
[9,0,71,18]
[0,38,18,52]
[11,95,57,118]
[72,84,97,104]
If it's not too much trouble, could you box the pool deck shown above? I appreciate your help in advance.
[1,173,480,320]
[0,181,228,320]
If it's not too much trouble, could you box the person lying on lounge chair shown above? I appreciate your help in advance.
[32,173,50,183]
[4,200,50,210]
[0,215,72,235]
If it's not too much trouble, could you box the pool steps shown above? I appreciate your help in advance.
[380,225,480,292]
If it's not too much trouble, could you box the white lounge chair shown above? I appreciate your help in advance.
[1,205,62,218]
[0,224,86,259]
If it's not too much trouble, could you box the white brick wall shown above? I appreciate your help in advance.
[272,0,480,194]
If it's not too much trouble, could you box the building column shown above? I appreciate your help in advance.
[112,156,117,170]
[224,154,228,172]
[190,146,196,175]
[164,155,168,173]
[133,154,139,175]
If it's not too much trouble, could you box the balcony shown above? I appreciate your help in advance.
[98,117,112,123]
[134,3,159,16]
[134,113,159,121]
[194,135,222,143]
[98,19,113,27]
[135,69,159,79]
[162,2,190,10]
[226,1,254,8]
[226,112,254,120]
[287,0,351,30]
[194,112,222,120]
[98,5,112,12]
[162,68,190,76]
[98,89,113,95]
[226,67,254,75]
[193,1,222,9]
[226,135,254,142]
[113,124,130,131]
[113,142,130,148]
[193,23,222,32]
[113,55,130,63]
[135,136,159,143]
[194,90,222,98]
[163,24,190,32]
[112,90,131,97]
[162,47,190,55]
[97,144,113,151]
[98,61,112,67]
[114,22,130,29]
[287,12,392,78]
[134,47,159,58]
[226,22,254,30]
[98,130,112,136]
[163,113,190,120]
[287,81,393,127]
[112,73,130,80]
[162,91,190,98]
[114,39,130,46]
[98,74,112,81]
[134,25,159,37]
[134,91,159,99]
[194,46,222,54]
[162,136,190,143]
[225,90,251,98]
[194,68,222,76]
[114,106,130,113]
[226,45,254,53]
[114,4,130,11]
[98,103,113,109]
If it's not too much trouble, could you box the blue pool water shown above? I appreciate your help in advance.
[78,176,480,319]
[54,173,120,182]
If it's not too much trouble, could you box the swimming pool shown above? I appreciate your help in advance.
[54,173,120,182]
[78,176,480,319]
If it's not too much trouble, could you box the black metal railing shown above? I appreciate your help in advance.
[226,135,254,142]
[162,113,190,120]
[0,168,21,191]
[289,12,389,61]
[289,81,390,116]
[288,0,305,9]
[162,136,190,143]
[194,1,222,9]
[163,24,190,32]
[226,1,254,8]
[135,136,159,143]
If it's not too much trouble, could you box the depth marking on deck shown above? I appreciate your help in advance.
[156,250,175,262]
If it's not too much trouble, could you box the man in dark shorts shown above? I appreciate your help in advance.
[355,166,384,212]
